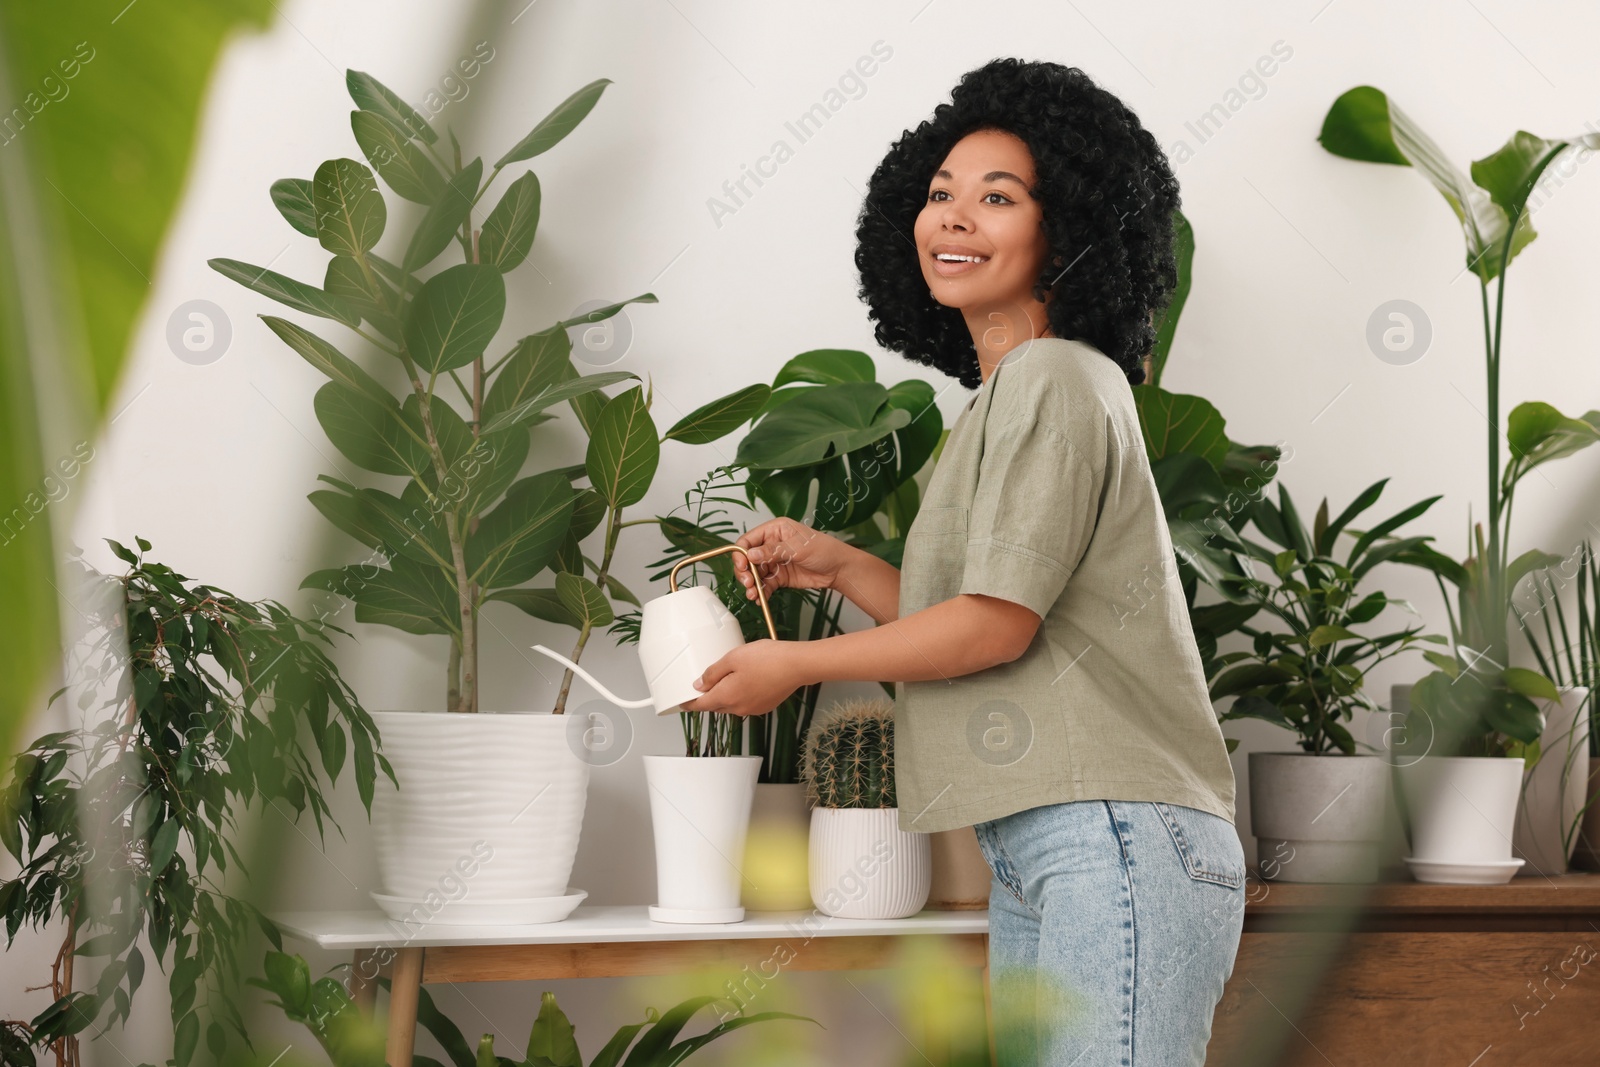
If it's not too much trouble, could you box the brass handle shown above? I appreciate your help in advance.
[668,543,778,642]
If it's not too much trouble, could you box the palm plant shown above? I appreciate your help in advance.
[1201,480,1450,754]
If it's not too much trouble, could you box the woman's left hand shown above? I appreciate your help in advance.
[679,639,803,717]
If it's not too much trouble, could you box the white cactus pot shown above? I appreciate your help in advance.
[809,807,931,919]
[369,711,589,924]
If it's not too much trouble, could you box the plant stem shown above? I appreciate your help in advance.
[553,505,625,715]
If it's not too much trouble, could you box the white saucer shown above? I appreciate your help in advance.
[648,904,745,924]
[1403,857,1524,885]
[371,888,586,925]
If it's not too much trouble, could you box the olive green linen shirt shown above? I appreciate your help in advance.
[893,336,1237,834]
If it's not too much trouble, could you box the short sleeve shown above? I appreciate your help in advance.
[959,412,1103,618]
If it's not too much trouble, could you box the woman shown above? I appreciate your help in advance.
[681,58,1245,1066]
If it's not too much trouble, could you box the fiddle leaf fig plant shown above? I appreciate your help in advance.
[1318,87,1600,756]
[209,70,659,714]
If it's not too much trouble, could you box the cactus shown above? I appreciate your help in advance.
[804,696,896,809]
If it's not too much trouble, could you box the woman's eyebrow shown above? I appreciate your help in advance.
[932,168,1028,186]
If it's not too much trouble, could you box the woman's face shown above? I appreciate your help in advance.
[914,127,1055,346]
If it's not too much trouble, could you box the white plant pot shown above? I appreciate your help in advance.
[369,711,589,925]
[1249,753,1390,883]
[1512,686,1592,876]
[644,755,761,923]
[809,808,931,919]
[1397,755,1525,878]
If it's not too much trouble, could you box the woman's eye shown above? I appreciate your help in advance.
[926,189,1011,205]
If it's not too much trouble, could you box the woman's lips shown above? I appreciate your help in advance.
[930,254,989,277]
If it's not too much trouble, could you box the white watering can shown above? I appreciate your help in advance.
[530,543,778,715]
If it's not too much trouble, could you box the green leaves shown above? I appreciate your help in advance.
[313,382,428,478]
[665,384,770,444]
[556,572,613,629]
[586,387,659,508]
[260,317,391,402]
[735,382,908,469]
[405,158,482,273]
[351,109,444,204]
[468,472,576,590]
[480,171,541,270]
[313,158,386,257]
[347,70,438,145]
[526,989,582,1067]
[1133,385,1229,468]
[496,77,612,167]
[403,264,506,374]
[208,258,359,326]
[270,178,318,237]
[481,370,639,436]
[303,556,460,636]
[1505,402,1600,491]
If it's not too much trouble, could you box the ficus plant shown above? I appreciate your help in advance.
[0,540,388,1067]
[1318,86,1600,758]
[207,69,666,715]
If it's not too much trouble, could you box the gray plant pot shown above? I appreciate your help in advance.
[1248,752,1391,883]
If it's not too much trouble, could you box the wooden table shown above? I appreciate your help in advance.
[278,869,1600,1066]
[273,906,991,1066]
[1212,869,1600,1065]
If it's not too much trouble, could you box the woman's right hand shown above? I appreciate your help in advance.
[731,518,854,602]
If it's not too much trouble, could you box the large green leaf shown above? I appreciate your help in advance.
[1132,385,1229,468]
[735,382,908,469]
[555,572,612,630]
[495,78,612,168]
[772,348,877,387]
[526,992,582,1067]
[467,472,575,589]
[312,157,385,257]
[351,109,444,205]
[585,387,659,508]
[404,158,482,274]
[1318,86,1545,282]
[323,255,400,340]
[208,258,360,326]
[312,382,429,478]
[0,0,275,755]
[485,587,580,628]
[346,69,438,145]
[1148,208,1193,387]
[664,384,771,444]
[302,556,459,636]
[260,316,392,403]
[481,371,638,436]
[270,177,318,237]
[309,475,450,567]
[403,263,505,374]
[1504,402,1600,489]
[1472,129,1600,231]
[480,171,541,271]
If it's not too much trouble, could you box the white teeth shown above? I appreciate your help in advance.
[936,254,988,263]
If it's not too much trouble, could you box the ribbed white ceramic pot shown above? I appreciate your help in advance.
[809,807,931,919]
[369,712,588,905]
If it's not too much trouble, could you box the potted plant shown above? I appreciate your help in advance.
[1514,539,1596,871]
[1318,87,1600,880]
[207,69,671,924]
[254,950,814,1066]
[0,540,388,1067]
[803,696,929,919]
[1196,479,1449,882]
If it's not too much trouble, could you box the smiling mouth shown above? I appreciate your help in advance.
[932,252,989,276]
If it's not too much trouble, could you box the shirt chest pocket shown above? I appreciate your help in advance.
[899,506,969,614]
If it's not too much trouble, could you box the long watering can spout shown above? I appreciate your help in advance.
[530,644,656,709]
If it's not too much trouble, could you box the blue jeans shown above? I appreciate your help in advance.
[974,799,1246,1066]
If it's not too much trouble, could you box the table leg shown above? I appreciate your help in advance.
[982,934,997,1066]
[350,949,378,1016]
[385,947,424,1067]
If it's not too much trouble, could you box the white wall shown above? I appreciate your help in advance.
[6,0,1599,1063]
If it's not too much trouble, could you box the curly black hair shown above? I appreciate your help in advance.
[854,58,1180,389]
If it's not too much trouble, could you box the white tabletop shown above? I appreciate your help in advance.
[273,905,990,949]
